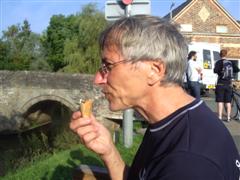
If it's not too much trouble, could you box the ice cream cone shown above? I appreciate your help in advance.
[80,99,93,118]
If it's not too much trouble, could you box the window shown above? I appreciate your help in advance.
[203,49,212,69]
[216,25,228,33]
[213,51,220,62]
[230,60,239,80]
[180,24,192,32]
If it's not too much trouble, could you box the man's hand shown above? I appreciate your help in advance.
[69,111,126,180]
[69,111,113,156]
[196,67,202,74]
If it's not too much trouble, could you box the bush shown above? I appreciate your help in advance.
[50,128,80,151]
[1,132,52,175]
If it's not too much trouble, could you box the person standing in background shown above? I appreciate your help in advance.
[214,49,239,121]
[187,51,202,99]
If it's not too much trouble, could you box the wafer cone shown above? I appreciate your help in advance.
[80,99,93,118]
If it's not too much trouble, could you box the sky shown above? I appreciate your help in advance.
[0,0,240,37]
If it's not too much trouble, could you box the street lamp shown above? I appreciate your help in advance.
[122,0,133,17]
[170,1,175,20]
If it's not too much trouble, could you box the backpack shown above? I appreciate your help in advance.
[222,59,233,80]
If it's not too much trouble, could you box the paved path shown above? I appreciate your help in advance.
[203,96,240,151]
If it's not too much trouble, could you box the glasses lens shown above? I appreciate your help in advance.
[99,63,108,75]
[99,59,130,75]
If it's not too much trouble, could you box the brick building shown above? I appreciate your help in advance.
[165,0,240,60]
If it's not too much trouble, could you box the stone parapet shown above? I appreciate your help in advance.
[0,71,122,133]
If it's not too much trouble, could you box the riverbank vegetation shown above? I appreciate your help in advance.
[0,122,144,179]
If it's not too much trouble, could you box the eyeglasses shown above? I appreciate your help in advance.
[99,59,132,75]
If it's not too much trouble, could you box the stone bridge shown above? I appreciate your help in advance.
[0,71,121,133]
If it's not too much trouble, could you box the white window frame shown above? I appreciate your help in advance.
[180,24,192,32]
[216,25,228,33]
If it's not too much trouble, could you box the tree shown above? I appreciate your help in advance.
[28,33,51,71]
[44,15,75,71]
[0,39,10,69]
[61,37,84,73]
[61,3,107,74]
[1,20,49,71]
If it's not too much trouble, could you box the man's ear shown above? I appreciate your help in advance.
[147,62,165,86]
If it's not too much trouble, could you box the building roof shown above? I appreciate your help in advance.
[164,0,240,31]
[164,0,192,20]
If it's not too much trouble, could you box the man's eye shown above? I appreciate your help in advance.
[104,62,113,68]
[104,61,111,65]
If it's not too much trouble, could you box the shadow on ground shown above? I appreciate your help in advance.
[41,149,103,180]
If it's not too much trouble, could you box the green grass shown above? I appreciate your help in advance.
[1,127,144,180]
[1,145,101,180]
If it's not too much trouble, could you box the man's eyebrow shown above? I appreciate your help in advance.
[102,58,113,64]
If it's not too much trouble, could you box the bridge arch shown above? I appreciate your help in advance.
[20,94,77,115]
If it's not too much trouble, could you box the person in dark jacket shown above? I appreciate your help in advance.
[70,15,240,180]
[214,49,239,121]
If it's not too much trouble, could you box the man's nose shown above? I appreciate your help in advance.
[94,71,107,85]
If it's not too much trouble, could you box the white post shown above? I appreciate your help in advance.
[125,4,131,17]
[122,3,133,148]
[123,109,134,148]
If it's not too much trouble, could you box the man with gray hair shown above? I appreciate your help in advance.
[70,15,240,180]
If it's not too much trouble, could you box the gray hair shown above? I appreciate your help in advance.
[99,15,188,85]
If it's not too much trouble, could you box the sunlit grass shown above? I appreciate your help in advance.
[1,123,144,180]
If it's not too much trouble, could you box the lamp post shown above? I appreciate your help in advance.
[170,1,175,20]
[122,0,133,148]
[122,0,133,17]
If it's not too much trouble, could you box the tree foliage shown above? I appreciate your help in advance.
[0,3,107,73]
[73,4,107,74]
[45,3,107,73]
[43,15,72,71]
[0,20,50,71]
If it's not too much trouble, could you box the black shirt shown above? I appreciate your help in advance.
[214,59,239,85]
[127,100,240,180]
